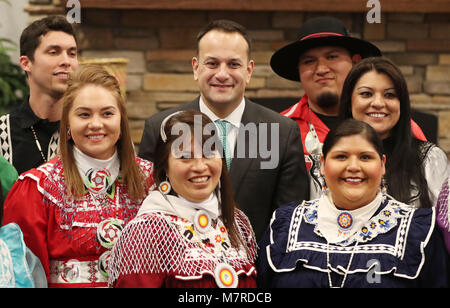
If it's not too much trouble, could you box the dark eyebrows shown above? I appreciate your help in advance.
[73,105,117,112]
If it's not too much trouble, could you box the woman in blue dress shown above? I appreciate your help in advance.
[258,119,448,288]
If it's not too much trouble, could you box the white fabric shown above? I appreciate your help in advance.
[317,191,383,244]
[49,259,107,285]
[419,145,450,208]
[137,190,220,221]
[73,146,120,193]
[199,96,245,158]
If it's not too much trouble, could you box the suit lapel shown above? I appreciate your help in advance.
[229,99,258,196]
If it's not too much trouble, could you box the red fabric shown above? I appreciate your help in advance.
[281,95,329,171]
[2,156,154,288]
[114,272,257,288]
[109,210,257,288]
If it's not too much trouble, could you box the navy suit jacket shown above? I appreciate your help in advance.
[138,97,309,240]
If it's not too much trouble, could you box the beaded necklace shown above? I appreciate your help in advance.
[326,241,358,288]
[30,125,47,163]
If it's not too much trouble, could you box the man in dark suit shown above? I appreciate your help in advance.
[139,20,309,240]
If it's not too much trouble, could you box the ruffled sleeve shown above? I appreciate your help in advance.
[393,207,439,279]
[2,173,50,280]
[423,145,449,207]
[257,202,298,287]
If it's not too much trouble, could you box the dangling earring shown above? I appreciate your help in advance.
[67,128,71,140]
[381,177,387,196]
[320,176,328,197]
[159,178,171,195]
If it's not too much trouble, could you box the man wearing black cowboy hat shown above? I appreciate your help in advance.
[270,16,382,198]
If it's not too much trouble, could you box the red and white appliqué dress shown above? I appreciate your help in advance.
[2,157,154,288]
[108,191,257,288]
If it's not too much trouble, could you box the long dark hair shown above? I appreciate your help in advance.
[339,57,432,208]
[153,110,246,249]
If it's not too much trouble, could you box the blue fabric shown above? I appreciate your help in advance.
[0,223,47,288]
[257,199,449,288]
[215,119,231,171]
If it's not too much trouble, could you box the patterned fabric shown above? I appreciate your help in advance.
[108,209,257,287]
[257,196,448,287]
[35,157,151,251]
[0,114,12,163]
[0,114,59,165]
[2,156,154,288]
[437,178,450,253]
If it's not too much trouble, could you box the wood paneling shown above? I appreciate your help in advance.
[65,0,450,13]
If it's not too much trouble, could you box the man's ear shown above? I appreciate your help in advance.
[192,56,199,81]
[19,55,32,75]
[246,59,254,83]
[352,53,362,64]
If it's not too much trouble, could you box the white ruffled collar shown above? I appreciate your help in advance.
[137,190,220,222]
[317,190,383,244]
[73,146,120,195]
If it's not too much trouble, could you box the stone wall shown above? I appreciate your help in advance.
[25,2,450,156]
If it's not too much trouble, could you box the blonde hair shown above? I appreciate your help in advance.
[60,64,147,200]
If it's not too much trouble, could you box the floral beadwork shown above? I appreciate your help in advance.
[302,198,414,247]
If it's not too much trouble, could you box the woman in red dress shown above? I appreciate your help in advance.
[108,110,257,288]
[2,65,154,288]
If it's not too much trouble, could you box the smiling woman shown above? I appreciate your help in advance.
[108,110,257,288]
[339,57,449,209]
[2,65,154,288]
[257,119,449,288]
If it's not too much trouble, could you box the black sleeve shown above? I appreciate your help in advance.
[272,119,310,209]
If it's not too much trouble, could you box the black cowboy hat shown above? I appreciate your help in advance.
[270,16,381,82]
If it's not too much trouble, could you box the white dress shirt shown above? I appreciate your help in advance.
[199,96,245,159]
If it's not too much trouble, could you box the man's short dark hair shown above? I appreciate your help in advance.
[20,15,77,61]
[196,19,252,58]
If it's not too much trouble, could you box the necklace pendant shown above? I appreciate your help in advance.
[97,218,124,249]
[337,212,354,230]
[214,263,238,288]
[194,210,212,234]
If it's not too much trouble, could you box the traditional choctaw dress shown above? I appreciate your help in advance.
[258,191,448,288]
[108,190,257,288]
[2,147,154,288]
[437,178,450,254]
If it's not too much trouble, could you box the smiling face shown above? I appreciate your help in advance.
[68,85,121,160]
[351,71,401,139]
[20,30,78,98]
[298,46,356,115]
[192,30,254,117]
[321,134,386,210]
[167,136,222,203]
